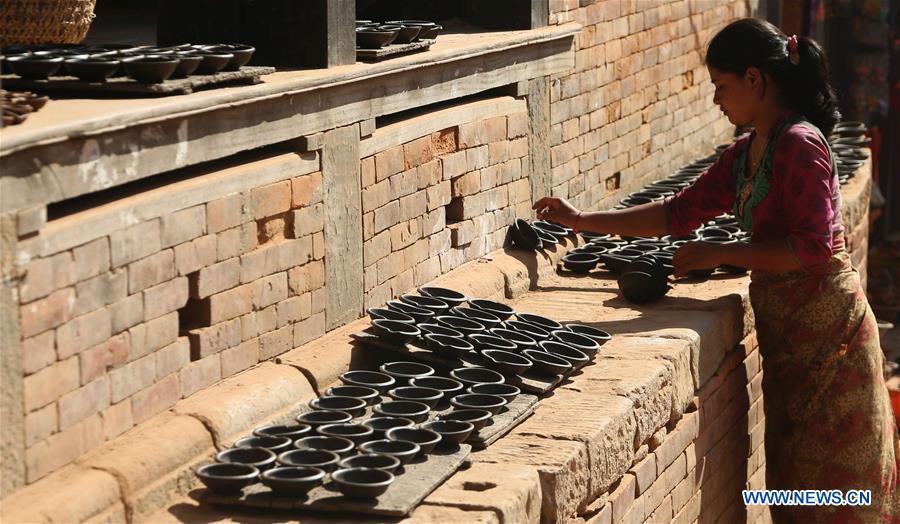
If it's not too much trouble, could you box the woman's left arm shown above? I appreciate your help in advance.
[673,239,800,277]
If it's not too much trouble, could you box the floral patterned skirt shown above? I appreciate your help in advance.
[750,251,900,523]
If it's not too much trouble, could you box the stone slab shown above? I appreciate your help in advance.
[173,362,316,447]
[357,39,434,61]
[0,465,123,523]
[513,387,636,506]
[423,462,542,523]
[205,444,470,517]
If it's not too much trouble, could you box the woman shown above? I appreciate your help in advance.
[534,18,899,522]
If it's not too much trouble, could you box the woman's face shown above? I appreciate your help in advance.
[708,65,762,126]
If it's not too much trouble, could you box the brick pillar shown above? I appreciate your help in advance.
[527,77,551,213]
[0,213,25,494]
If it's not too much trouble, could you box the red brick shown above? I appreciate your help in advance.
[25,403,57,447]
[239,243,280,284]
[143,276,188,321]
[361,157,376,188]
[255,306,277,336]
[291,171,324,208]
[131,373,181,424]
[161,205,206,248]
[188,318,241,359]
[20,252,76,303]
[276,237,314,273]
[313,232,325,260]
[73,269,127,316]
[20,287,75,338]
[192,258,240,299]
[58,376,110,430]
[276,293,311,328]
[110,220,161,268]
[22,331,56,376]
[79,334,129,385]
[466,145,490,171]
[293,311,325,347]
[26,414,102,482]
[127,249,175,294]
[251,180,291,219]
[128,311,179,361]
[451,171,482,197]
[24,356,80,412]
[109,353,155,403]
[259,325,292,360]
[446,193,486,221]
[100,400,133,440]
[206,193,244,234]
[252,272,288,310]
[508,112,528,138]
[180,354,222,398]
[73,238,111,282]
[292,203,324,238]
[287,260,325,296]
[417,159,442,189]
[221,339,260,377]
[109,293,143,334]
[442,150,468,179]
[173,234,216,276]
[216,223,257,261]
[375,145,405,181]
[155,337,190,380]
[431,128,458,156]
[208,284,254,324]
[257,215,287,244]
[403,136,434,169]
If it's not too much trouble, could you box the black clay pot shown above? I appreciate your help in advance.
[468,333,517,353]
[532,220,569,241]
[538,340,590,366]
[196,463,259,494]
[420,419,475,445]
[386,427,442,456]
[436,315,486,337]
[522,349,572,376]
[563,324,612,346]
[409,376,464,400]
[503,320,551,342]
[359,439,420,464]
[205,44,254,69]
[171,52,202,76]
[514,312,563,332]
[123,55,179,83]
[450,367,505,387]
[387,386,443,409]
[379,361,435,384]
[356,28,399,49]
[562,252,600,273]
[537,229,559,247]
[309,395,367,417]
[510,218,542,251]
[481,349,533,375]
[254,423,313,441]
[392,25,422,44]
[339,453,401,473]
[295,410,353,427]
[439,408,493,431]
[234,435,293,454]
[64,57,119,81]
[399,294,450,315]
[467,298,515,321]
[371,319,421,345]
[260,466,324,496]
[340,370,395,393]
[8,55,63,79]
[332,467,395,499]
[361,416,415,440]
[424,333,474,357]
[372,400,431,422]
[316,423,375,444]
[450,393,507,415]
[468,383,520,403]
[599,254,635,274]
[324,385,380,406]
[368,307,415,324]
[387,300,435,324]
[277,448,341,471]
[216,446,277,471]
[293,435,355,457]
[618,270,669,303]
[451,307,503,330]
[488,328,538,352]
[549,330,600,356]
[194,51,232,74]
[419,286,468,307]
[418,323,465,339]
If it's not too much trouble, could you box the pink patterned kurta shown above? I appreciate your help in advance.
[665,112,900,522]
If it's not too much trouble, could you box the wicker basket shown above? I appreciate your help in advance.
[0,0,96,47]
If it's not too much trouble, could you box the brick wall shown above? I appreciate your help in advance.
[16,153,326,483]
[575,335,767,524]
[547,0,744,209]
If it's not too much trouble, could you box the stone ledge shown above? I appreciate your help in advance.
[0,465,124,523]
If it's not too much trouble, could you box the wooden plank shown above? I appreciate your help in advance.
[204,444,470,516]
[0,67,274,96]
[1,28,577,215]
[351,330,584,395]
[357,40,433,61]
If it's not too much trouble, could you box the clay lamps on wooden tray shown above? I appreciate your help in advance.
[277,448,341,471]
[196,463,260,494]
[331,467,395,499]
[260,466,324,496]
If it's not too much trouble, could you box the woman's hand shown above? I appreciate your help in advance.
[672,241,726,277]
[532,197,581,229]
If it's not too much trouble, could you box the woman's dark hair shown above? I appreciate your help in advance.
[705,18,840,135]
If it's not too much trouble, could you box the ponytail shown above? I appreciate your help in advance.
[706,18,841,135]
